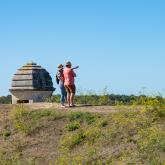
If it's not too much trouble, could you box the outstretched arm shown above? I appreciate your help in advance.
[72,66,79,70]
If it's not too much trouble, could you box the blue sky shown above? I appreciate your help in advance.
[0,0,165,96]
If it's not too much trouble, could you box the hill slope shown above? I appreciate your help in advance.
[0,103,165,165]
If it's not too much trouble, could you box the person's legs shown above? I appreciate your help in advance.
[59,83,66,107]
[67,93,71,106]
[70,93,75,106]
[61,85,67,106]
[65,85,71,107]
[64,87,67,102]
[69,85,76,107]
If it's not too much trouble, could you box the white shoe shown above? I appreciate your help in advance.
[61,105,66,108]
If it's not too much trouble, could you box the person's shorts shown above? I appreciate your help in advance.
[65,85,76,94]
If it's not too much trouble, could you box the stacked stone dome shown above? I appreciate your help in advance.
[10,62,55,104]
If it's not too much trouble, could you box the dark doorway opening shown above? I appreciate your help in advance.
[17,100,29,103]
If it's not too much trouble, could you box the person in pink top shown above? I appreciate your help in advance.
[63,61,79,107]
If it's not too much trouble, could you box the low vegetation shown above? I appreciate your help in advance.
[0,95,11,104]
[0,96,165,164]
[2,93,162,106]
[45,94,145,106]
[9,105,64,135]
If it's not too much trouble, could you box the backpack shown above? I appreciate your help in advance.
[56,75,59,84]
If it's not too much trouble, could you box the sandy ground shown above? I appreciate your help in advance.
[0,103,140,122]
[26,103,121,113]
[0,103,123,114]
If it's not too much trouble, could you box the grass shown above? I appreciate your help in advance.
[1,130,11,138]
[97,118,108,127]
[68,111,97,124]
[0,96,165,164]
[65,121,80,131]
[60,130,86,149]
[9,105,64,135]
[57,97,165,164]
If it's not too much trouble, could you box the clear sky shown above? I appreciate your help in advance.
[0,0,165,96]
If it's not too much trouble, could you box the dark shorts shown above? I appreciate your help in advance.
[65,85,76,94]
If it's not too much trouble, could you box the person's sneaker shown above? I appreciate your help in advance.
[61,105,66,108]
[70,104,76,108]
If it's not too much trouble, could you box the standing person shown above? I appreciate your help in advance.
[63,61,78,107]
[56,64,67,108]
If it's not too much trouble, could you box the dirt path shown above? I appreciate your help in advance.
[0,103,123,117]
[25,103,120,114]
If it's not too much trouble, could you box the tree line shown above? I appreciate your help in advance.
[1,94,163,106]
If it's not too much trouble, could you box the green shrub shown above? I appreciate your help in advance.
[149,159,162,165]
[65,121,80,131]
[0,151,35,165]
[2,130,11,138]
[60,130,86,149]
[132,95,165,119]
[45,93,148,106]
[98,95,110,105]
[0,95,11,104]
[97,119,108,128]
[137,126,165,161]
[84,127,101,144]
[68,112,96,124]
[68,112,84,121]
[9,105,32,134]
[10,105,64,135]
[83,112,96,124]
[157,108,165,118]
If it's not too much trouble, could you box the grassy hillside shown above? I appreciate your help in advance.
[0,98,165,165]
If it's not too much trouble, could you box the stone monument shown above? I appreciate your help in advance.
[10,62,55,104]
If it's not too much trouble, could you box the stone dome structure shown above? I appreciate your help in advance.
[10,62,55,104]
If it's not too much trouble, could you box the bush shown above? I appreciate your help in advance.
[84,127,101,144]
[0,95,11,104]
[44,94,152,106]
[10,105,64,135]
[60,130,86,149]
[83,112,96,124]
[9,105,32,134]
[68,112,96,124]
[97,118,108,128]
[135,96,165,118]
[66,121,80,131]
[2,130,11,138]
[138,126,165,154]
[68,112,84,121]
